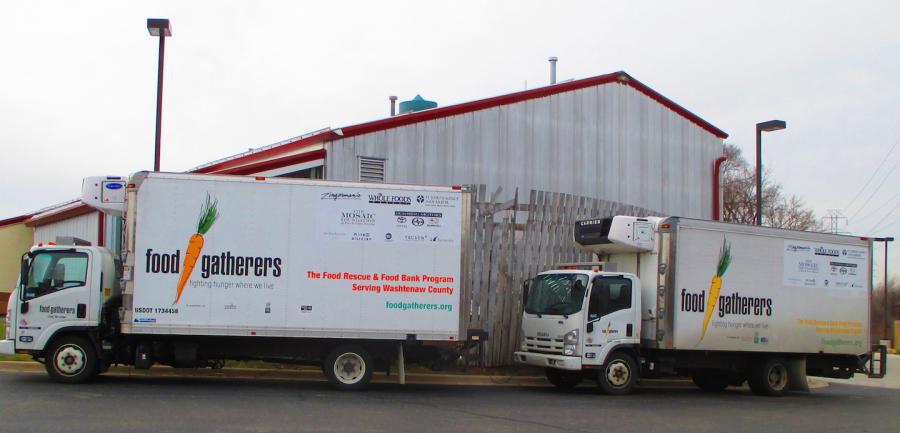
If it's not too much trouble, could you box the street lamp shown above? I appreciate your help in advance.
[147,18,172,172]
[755,120,787,226]
[873,237,895,343]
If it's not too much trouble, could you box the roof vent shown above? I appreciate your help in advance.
[399,95,437,114]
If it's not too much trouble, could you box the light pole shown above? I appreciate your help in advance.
[755,120,787,226]
[873,237,895,342]
[147,18,172,172]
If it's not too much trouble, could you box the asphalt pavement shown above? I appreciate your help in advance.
[1,370,898,433]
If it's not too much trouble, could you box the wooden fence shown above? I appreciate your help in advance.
[460,185,658,367]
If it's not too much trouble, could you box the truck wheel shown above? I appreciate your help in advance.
[324,345,373,391]
[45,335,98,384]
[692,371,730,392]
[545,368,582,390]
[748,357,790,397]
[597,352,637,395]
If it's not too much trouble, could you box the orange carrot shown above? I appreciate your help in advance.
[173,195,218,304]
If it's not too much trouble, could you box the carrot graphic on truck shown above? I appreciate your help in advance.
[699,239,731,342]
[174,194,219,304]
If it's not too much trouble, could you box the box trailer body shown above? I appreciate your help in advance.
[515,216,886,396]
[1,172,479,389]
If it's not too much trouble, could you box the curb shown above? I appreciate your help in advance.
[0,361,826,390]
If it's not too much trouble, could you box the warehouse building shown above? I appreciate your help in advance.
[0,70,727,298]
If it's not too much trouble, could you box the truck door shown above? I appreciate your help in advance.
[583,276,638,364]
[16,249,94,352]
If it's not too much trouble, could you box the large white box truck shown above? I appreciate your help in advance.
[1,172,483,389]
[515,216,887,396]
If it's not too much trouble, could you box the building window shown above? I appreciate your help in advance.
[278,166,322,179]
[358,157,385,183]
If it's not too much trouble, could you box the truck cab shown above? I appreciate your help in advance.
[516,269,642,393]
[1,243,120,382]
[515,216,661,394]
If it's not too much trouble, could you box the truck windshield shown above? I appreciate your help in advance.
[22,251,88,300]
[525,274,589,316]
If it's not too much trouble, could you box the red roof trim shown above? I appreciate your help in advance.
[192,132,335,175]
[218,149,327,176]
[338,71,728,140]
[26,203,94,227]
[0,214,33,227]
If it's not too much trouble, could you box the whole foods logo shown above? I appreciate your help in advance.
[368,193,411,205]
[341,209,376,226]
[814,247,840,257]
[321,192,361,201]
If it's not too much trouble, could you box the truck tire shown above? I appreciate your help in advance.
[545,368,582,390]
[45,335,98,384]
[692,371,730,392]
[324,345,373,391]
[597,352,637,395]
[748,357,790,397]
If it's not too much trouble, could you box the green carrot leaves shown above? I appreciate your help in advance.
[716,239,731,277]
[196,193,219,235]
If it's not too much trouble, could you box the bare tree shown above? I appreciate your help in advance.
[721,144,823,231]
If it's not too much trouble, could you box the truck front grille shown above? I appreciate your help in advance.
[524,336,564,354]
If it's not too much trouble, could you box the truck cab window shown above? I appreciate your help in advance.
[588,277,632,320]
[23,251,88,300]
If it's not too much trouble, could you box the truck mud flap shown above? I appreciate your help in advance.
[866,344,888,379]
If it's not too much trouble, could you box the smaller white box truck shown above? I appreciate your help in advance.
[1,172,484,389]
[515,216,887,396]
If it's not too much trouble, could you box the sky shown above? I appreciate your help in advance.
[2,0,899,278]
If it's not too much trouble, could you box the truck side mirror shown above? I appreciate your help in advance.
[586,322,593,333]
[20,301,28,314]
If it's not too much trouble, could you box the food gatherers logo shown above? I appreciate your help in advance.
[321,192,361,201]
[142,195,284,305]
[678,241,774,345]
[368,193,411,205]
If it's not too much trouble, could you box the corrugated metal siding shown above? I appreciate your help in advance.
[326,83,723,219]
[33,211,99,245]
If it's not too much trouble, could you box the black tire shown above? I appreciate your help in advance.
[324,345,374,391]
[691,370,731,392]
[597,352,637,395]
[44,335,98,384]
[748,357,790,397]
[545,368,582,390]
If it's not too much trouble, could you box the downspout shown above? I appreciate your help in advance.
[712,156,727,221]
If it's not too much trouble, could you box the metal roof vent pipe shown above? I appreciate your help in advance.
[548,56,558,84]
[389,96,398,116]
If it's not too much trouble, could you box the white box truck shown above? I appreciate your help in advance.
[515,216,887,396]
[1,172,484,389]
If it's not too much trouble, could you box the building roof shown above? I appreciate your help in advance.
[0,213,34,228]
[193,71,727,175]
[6,70,728,224]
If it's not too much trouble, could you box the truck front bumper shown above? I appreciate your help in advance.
[514,351,582,371]
[0,340,15,356]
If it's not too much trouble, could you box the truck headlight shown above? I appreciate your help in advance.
[563,329,579,355]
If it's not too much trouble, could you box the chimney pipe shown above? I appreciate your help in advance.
[548,56,558,84]
[389,96,398,116]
